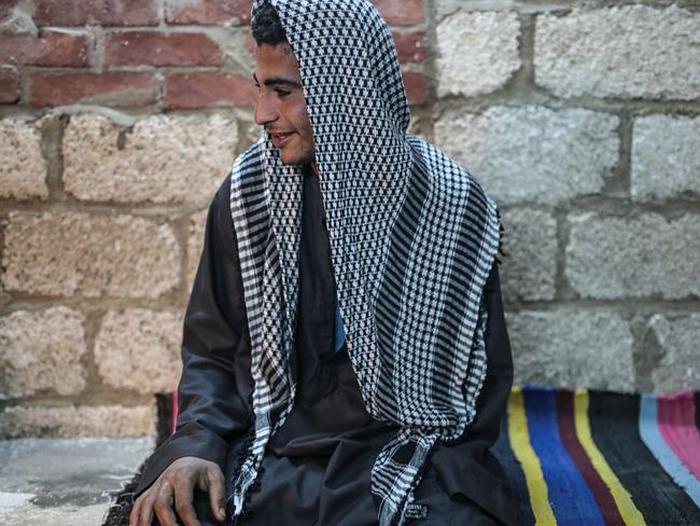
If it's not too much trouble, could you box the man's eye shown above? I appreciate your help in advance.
[276,89,291,97]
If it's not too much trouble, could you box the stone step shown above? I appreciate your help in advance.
[0,437,153,526]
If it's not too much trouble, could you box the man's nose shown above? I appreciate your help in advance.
[254,93,277,126]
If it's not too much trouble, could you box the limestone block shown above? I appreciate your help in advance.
[437,10,520,97]
[94,309,182,394]
[0,307,86,399]
[187,209,208,294]
[0,404,156,438]
[435,1,568,18]
[2,212,180,299]
[632,115,700,201]
[0,118,48,200]
[566,213,700,300]
[63,114,237,204]
[435,105,618,205]
[648,314,700,393]
[535,5,700,100]
[509,309,635,392]
[500,208,557,301]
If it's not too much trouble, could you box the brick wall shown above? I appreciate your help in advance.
[0,0,698,438]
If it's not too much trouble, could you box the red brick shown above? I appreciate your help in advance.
[165,0,251,25]
[30,72,157,107]
[105,31,222,66]
[0,0,14,22]
[392,30,427,64]
[372,0,424,26]
[0,30,89,67]
[34,0,158,26]
[403,71,428,106]
[165,72,256,109]
[0,66,19,104]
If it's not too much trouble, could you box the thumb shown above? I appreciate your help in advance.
[206,466,226,523]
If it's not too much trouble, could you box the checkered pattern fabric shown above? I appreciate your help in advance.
[228,1,501,524]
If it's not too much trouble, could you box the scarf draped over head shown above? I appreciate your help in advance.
[229,1,501,524]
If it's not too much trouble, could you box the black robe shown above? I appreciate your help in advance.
[136,169,517,526]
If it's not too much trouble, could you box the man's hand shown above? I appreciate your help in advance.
[129,456,226,526]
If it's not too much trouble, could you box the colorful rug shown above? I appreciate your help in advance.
[105,387,700,525]
[493,386,700,525]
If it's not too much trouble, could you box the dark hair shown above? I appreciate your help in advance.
[251,2,288,46]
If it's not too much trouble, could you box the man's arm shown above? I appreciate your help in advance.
[130,177,254,526]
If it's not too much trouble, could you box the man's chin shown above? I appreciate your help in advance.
[279,152,315,167]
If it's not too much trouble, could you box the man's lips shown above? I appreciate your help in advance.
[269,131,294,148]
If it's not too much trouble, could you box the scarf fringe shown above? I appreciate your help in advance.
[373,431,438,526]
[228,432,259,522]
[229,392,297,523]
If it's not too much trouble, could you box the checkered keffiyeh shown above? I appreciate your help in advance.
[228,1,501,524]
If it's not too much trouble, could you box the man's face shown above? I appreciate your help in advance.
[253,43,315,166]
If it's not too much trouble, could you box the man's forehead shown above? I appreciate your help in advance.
[254,43,303,83]
[252,71,302,89]
[255,42,296,60]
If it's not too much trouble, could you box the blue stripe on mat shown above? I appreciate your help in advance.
[523,388,605,525]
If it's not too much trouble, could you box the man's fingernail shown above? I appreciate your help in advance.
[219,507,225,516]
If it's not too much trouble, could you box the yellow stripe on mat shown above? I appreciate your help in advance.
[507,386,557,525]
[573,389,647,526]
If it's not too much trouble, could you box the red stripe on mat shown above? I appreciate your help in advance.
[556,390,626,526]
[658,390,700,478]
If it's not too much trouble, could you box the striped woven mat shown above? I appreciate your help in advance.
[493,386,700,525]
[105,387,700,525]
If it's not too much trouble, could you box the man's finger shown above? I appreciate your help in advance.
[205,466,227,522]
[138,495,156,526]
[154,482,178,526]
[128,495,142,526]
[173,479,201,526]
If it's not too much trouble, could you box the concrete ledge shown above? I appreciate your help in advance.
[0,437,153,525]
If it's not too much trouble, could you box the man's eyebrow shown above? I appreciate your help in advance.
[252,72,302,89]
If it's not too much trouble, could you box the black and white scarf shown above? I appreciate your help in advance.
[229,1,501,524]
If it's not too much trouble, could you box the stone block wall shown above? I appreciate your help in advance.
[0,0,698,438]
[430,1,699,397]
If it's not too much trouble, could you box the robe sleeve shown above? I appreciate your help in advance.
[429,262,518,525]
[135,176,254,496]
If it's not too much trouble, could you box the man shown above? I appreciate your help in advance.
[129,1,515,525]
